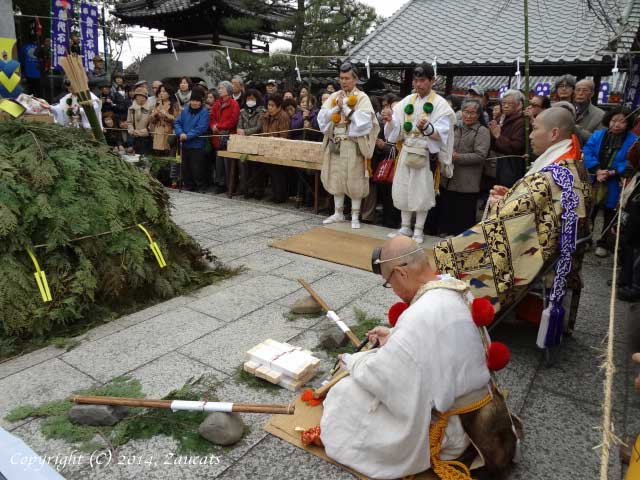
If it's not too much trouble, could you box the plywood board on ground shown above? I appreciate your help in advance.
[265,397,438,480]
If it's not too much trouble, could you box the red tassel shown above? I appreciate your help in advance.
[486,342,510,371]
[301,388,323,406]
[388,302,409,327]
[301,425,323,446]
[471,298,495,327]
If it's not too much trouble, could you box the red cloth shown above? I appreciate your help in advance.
[209,96,240,149]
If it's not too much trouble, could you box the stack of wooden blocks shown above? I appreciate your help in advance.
[227,135,323,165]
[244,339,321,391]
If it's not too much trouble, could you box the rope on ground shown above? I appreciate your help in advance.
[32,222,146,249]
[598,180,626,480]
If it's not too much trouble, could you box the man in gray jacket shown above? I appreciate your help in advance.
[574,79,604,143]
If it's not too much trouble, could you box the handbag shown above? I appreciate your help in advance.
[373,145,397,184]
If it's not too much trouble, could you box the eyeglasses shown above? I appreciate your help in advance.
[556,83,572,89]
[461,110,479,116]
[501,101,517,107]
[382,264,406,288]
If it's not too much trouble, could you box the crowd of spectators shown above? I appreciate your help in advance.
[35,71,640,299]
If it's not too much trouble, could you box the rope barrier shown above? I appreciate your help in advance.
[598,180,626,480]
[8,122,322,139]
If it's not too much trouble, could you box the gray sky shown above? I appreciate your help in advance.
[117,0,406,67]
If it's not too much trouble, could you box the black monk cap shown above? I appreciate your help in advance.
[413,63,435,79]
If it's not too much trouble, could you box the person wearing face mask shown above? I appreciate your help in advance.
[584,107,637,257]
[236,89,267,198]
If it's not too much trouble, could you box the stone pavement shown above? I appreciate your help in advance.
[1,190,638,480]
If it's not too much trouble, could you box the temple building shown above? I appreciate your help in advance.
[114,0,290,85]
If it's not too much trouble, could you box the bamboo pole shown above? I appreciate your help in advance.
[72,396,295,415]
[59,54,106,143]
[523,0,531,168]
[297,279,361,346]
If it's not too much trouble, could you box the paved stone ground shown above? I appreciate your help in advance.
[1,190,639,480]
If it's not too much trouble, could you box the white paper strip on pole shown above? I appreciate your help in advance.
[170,400,233,413]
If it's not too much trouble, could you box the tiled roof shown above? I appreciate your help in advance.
[349,0,640,67]
[114,0,288,22]
[450,73,627,93]
[115,0,207,18]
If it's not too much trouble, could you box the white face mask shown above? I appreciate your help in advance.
[246,100,256,108]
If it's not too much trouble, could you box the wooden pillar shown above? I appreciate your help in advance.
[445,74,454,96]
[401,67,413,96]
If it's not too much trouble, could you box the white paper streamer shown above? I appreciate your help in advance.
[294,56,302,82]
[365,55,370,79]
[326,310,350,333]
[515,57,521,90]
[612,54,619,88]
[226,47,232,69]
[170,39,178,62]
[431,56,437,78]
[336,320,350,333]
[170,400,233,413]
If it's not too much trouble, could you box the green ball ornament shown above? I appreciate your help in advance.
[66,109,74,117]
[66,98,73,106]
[403,121,413,132]
[404,104,414,115]
[423,102,434,114]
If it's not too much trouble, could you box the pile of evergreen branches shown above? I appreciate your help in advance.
[0,121,227,342]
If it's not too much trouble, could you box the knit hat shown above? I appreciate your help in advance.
[190,87,204,103]
[133,87,148,99]
[468,85,485,96]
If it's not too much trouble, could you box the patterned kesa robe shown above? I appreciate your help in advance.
[432,158,592,321]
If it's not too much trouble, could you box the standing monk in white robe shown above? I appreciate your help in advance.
[384,63,456,243]
[48,83,102,129]
[317,62,380,229]
[318,236,519,479]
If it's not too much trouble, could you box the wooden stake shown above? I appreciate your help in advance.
[313,370,349,399]
[72,396,295,415]
[297,278,361,347]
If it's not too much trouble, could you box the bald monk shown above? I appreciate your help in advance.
[318,237,519,479]
[490,106,582,204]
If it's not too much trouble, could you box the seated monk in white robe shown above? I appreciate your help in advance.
[318,237,519,479]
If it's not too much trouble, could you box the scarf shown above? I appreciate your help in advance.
[176,89,191,106]
[599,131,625,169]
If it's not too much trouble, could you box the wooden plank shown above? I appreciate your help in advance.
[264,398,439,480]
[218,150,323,171]
[272,227,385,272]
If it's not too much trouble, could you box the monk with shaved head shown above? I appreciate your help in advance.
[315,236,520,479]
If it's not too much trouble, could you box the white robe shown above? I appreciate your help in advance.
[385,92,455,212]
[320,283,491,479]
[526,138,573,175]
[316,90,378,198]
[51,92,102,130]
